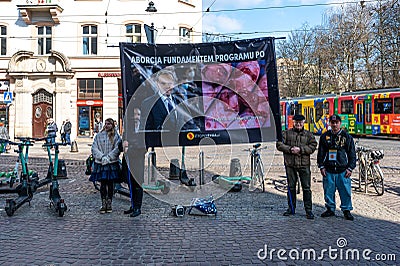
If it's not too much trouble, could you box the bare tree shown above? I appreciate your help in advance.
[277,0,399,94]
[277,24,316,97]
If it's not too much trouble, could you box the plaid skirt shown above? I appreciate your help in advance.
[89,162,120,182]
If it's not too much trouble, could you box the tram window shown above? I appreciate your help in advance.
[295,104,302,115]
[394,98,400,114]
[323,102,330,115]
[340,100,354,114]
[356,104,363,122]
[315,102,323,121]
[310,108,314,123]
[366,102,372,123]
[374,99,392,114]
[289,103,295,115]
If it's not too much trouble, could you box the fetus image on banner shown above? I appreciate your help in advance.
[202,60,271,130]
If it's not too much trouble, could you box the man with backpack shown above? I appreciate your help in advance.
[63,119,72,145]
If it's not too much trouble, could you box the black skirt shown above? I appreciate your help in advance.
[89,162,120,182]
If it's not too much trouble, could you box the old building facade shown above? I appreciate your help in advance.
[0,0,202,139]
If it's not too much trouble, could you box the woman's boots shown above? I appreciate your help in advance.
[106,198,112,213]
[99,198,112,214]
[100,198,107,214]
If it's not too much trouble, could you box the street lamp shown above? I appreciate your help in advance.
[145,1,157,12]
[145,1,157,44]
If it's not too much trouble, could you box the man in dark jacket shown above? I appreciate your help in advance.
[317,114,356,221]
[63,119,72,145]
[122,107,147,217]
[276,114,318,219]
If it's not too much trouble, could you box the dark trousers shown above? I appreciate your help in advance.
[122,155,145,210]
[285,166,312,212]
[100,180,114,200]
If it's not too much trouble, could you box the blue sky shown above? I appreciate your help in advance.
[202,0,338,40]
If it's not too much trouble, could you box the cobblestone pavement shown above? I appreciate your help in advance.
[0,138,399,265]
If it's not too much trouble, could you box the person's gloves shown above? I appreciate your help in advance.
[101,155,111,165]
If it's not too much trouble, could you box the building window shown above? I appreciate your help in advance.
[82,25,97,55]
[126,23,141,43]
[78,79,103,99]
[0,25,6,56]
[179,26,191,43]
[38,26,52,55]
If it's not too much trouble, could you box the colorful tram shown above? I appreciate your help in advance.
[280,88,400,137]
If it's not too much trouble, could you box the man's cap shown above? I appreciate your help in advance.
[293,114,305,121]
[329,114,341,122]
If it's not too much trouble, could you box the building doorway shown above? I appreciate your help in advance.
[32,89,53,138]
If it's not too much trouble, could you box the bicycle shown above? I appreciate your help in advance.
[355,145,385,196]
[0,138,39,216]
[246,143,267,192]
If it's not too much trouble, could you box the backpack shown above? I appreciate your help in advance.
[85,154,94,175]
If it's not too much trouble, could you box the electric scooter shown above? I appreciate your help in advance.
[0,138,39,216]
[41,139,68,217]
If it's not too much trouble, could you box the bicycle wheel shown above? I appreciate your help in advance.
[371,164,384,196]
[358,158,366,182]
[257,159,265,192]
[250,158,265,192]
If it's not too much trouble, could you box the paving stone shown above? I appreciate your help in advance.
[0,139,399,264]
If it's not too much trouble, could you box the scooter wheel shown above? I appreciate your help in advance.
[58,202,67,217]
[5,200,16,217]
[162,185,170,194]
[211,175,220,183]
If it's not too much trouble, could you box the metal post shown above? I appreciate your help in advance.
[199,150,204,187]
[250,150,255,179]
[364,153,368,194]
[151,147,156,181]
[147,148,156,184]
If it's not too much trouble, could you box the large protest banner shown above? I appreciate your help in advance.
[120,37,282,148]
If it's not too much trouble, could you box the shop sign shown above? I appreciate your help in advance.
[77,99,103,106]
[98,72,121,78]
